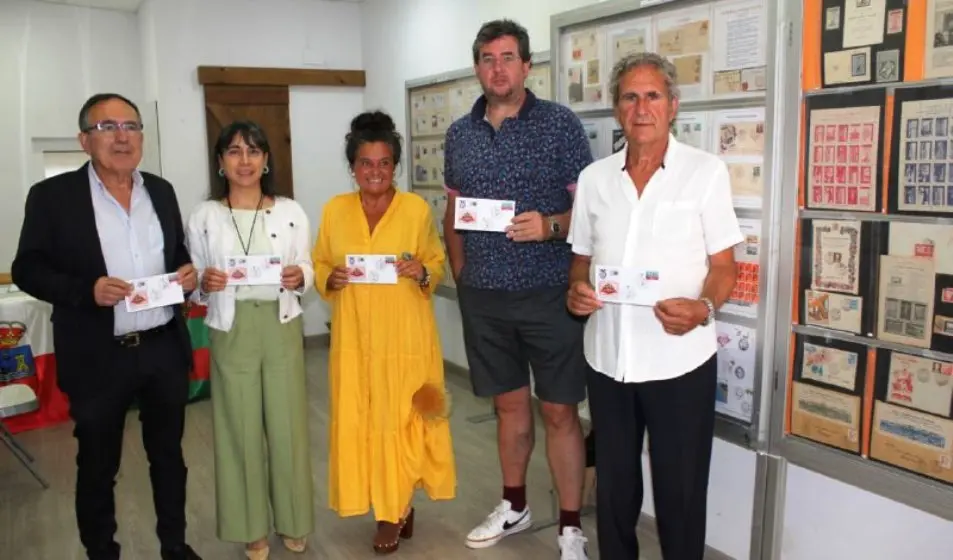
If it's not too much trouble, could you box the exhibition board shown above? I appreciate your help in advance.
[550,0,776,449]
[404,53,553,299]
[773,0,953,523]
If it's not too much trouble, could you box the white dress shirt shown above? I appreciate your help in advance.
[568,135,744,384]
[186,196,314,332]
[89,164,172,336]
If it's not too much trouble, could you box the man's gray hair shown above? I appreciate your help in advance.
[609,52,680,106]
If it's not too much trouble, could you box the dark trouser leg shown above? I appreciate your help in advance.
[641,355,717,560]
[135,330,190,550]
[586,365,644,558]
[70,380,136,559]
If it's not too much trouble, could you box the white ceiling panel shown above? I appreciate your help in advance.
[32,0,143,12]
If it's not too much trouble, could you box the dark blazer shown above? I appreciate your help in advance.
[11,162,193,398]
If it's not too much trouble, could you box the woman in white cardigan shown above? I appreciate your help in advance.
[186,121,314,560]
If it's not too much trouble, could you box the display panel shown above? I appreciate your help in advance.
[797,217,882,336]
[778,0,953,520]
[552,0,773,445]
[870,348,953,484]
[819,0,908,88]
[789,333,869,454]
[802,89,887,212]
[888,85,953,217]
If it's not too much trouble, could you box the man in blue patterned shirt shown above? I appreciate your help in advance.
[443,19,593,560]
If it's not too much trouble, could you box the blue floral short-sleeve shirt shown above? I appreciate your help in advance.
[444,89,594,291]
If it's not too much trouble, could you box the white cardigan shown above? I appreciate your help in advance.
[186,196,314,332]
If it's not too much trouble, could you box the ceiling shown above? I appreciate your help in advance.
[33,0,363,12]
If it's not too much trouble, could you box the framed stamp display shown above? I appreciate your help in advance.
[789,334,868,454]
[870,349,953,483]
[803,88,887,212]
[888,85,953,217]
[798,218,881,335]
[819,0,907,88]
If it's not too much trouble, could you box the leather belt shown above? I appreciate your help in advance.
[115,320,175,348]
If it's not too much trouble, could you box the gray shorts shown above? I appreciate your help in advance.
[457,284,587,405]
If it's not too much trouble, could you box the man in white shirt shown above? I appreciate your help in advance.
[566,52,743,560]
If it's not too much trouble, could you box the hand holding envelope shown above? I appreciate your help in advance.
[94,277,134,307]
[176,264,198,293]
[654,298,709,335]
[326,266,349,291]
[395,255,425,281]
[505,211,548,242]
[568,280,604,316]
[281,265,304,290]
[201,267,229,293]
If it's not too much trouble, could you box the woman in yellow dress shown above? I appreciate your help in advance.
[312,110,456,554]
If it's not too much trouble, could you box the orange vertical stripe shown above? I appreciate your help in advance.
[904,0,927,81]
[802,0,822,91]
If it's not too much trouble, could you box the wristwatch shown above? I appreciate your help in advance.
[699,297,715,326]
[547,217,561,239]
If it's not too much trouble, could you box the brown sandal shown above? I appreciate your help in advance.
[372,508,415,555]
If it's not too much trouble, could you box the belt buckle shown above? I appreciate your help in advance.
[122,332,141,348]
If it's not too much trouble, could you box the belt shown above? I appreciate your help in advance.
[115,320,175,348]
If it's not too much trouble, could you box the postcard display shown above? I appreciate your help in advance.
[404,56,553,297]
[552,0,773,442]
[783,0,953,505]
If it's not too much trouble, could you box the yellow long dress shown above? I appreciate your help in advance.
[312,190,456,523]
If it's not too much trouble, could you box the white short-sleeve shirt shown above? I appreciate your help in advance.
[568,134,744,384]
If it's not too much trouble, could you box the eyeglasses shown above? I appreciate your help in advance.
[83,120,144,134]
[479,53,520,67]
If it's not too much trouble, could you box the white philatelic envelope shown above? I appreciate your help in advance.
[346,254,398,285]
[453,197,516,232]
[224,255,283,286]
[594,265,662,306]
[125,273,185,312]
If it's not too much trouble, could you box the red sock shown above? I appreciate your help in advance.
[559,509,581,532]
[503,485,526,512]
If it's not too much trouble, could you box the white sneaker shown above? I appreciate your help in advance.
[558,526,589,560]
[464,499,533,549]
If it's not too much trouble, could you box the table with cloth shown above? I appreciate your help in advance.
[0,288,211,434]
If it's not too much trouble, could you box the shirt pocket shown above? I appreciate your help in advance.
[652,201,697,242]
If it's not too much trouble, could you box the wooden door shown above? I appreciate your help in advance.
[203,85,294,198]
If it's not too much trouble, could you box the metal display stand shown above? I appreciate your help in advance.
[764,0,953,541]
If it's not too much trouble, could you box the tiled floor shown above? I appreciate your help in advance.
[0,342,672,559]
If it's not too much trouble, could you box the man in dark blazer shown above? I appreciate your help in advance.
[11,93,201,560]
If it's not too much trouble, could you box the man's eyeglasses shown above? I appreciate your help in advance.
[83,120,144,134]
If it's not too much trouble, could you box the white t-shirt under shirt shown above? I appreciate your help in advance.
[568,134,744,384]
[229,209,281,302]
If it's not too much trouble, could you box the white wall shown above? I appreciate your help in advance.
[136,0,365,335]
[781,465,953,560]
[1,0,360,336]
[0,0,144,270]
[360,1,757,558]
